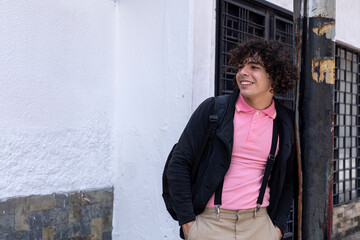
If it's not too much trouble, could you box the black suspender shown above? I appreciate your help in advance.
[254,117,279,216]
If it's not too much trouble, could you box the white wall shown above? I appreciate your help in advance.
[113,0,194,239]
[0,0,117,199]
[336,0,360,49]
[267,0,293,11]
[191,0,217,110]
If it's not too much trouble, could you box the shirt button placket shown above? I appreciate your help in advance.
[250,112,259,138]
[248,112,258,142]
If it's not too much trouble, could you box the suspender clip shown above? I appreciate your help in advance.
[253,204,261,218]
[215,205,220,220]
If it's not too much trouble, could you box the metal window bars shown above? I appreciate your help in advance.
[333,45,360,205]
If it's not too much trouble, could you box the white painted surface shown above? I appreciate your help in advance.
[267,0,293,11]
[113,1,194,239]
[191,0,217,110]
[336,0,360,49]
[0,0,116,199]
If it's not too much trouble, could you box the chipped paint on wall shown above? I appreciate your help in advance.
[312,57,335,84]
[312,23,335,40]
[307,0,335,18]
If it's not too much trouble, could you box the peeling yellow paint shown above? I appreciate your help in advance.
[312,57,335,84]
[312,23,335,39]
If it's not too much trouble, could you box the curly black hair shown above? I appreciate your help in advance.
[228,38,297,94]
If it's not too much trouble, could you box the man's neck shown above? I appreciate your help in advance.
[242,95,274,110]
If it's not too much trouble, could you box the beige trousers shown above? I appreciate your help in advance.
[187,208,280,240]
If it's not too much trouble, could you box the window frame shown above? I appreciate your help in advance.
[333,44,360,206]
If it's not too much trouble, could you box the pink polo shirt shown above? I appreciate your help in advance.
[206,94,277,210]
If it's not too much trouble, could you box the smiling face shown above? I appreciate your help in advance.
[235,54,274,109]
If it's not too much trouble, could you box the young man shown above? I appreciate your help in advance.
[167,39,297,240]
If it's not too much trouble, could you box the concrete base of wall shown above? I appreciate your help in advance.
[333,200,360,240]
[0,188,113,240]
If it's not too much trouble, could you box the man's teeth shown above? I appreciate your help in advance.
[241,81,253,85]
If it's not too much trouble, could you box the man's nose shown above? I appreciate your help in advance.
[238,65,249,76]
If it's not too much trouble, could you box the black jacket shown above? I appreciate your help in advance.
[167,90,296,236]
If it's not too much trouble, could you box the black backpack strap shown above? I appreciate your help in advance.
[254,116,279,216]
[190,95,229,182]
[212,95,230,206]
[210,95,229,137]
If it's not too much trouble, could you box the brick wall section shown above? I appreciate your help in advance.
[0,188,113,240]
[333,201,360,240]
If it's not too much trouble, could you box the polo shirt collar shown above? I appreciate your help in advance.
[235,94,277,119]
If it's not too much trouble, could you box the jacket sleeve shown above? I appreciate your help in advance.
[272,143,296,235]
[272,108,296,235]
[166,97,214,226]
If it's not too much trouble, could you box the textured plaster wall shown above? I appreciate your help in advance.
[0,0,116,199]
